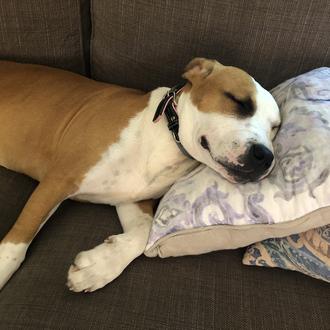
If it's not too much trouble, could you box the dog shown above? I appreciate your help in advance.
[0,58,280,292]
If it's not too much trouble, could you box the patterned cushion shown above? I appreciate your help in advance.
[145,67,330,258]
[243,225,330,282]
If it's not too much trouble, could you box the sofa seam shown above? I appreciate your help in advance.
[78,0,91,77]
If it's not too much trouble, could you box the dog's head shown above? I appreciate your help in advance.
[178,58,281,183]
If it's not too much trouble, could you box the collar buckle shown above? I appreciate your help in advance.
[167,119,179,132]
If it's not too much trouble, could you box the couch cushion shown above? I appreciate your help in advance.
[90,0,330,91]
[0,0,91,75]
[0,166,329,329]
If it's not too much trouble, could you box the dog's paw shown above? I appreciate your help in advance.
[67,235,132,293]
[0,242,27,290]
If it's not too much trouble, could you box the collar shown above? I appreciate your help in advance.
[152,83,193,159]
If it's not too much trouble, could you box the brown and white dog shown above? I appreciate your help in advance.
[0,58,280,292]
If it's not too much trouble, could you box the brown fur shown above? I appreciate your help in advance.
[2,177,76,244]
[0,61,149,182]
[0,61,150,243]
[183,58,256,117]
[137,200,156,217]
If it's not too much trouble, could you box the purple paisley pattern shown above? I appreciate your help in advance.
[192,182,244,226]
[146,68,330,252]
[246,193,274,224]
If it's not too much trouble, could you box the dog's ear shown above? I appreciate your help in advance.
[182,58,220,83]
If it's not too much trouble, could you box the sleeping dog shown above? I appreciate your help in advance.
[0,58,280,292]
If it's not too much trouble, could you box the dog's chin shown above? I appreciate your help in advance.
[212,162,275,184]
[220,170,262,184]
[208,163,243,183]
[222,171,251,184]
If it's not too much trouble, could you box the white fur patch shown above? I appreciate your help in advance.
[67,203,153,292]
[75,88,196,205]
[0,242,28,290]
[67,238,135,292]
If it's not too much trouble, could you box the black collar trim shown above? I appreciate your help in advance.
[152,83,192,159]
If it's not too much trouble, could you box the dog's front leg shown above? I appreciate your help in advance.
[67,200,154,293]
[0,175,75,290]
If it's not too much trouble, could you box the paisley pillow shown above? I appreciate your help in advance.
[243,225,330,282]
[145,67,330,258]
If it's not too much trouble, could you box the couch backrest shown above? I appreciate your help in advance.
[1,0,330,91]
[0,0,90,75]
[90,0,330,90]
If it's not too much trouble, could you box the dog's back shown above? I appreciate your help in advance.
[0,62,90,178]
[0,61,148,180]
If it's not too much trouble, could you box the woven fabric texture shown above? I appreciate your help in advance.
[0,0,90,74]
[91,0,330,90]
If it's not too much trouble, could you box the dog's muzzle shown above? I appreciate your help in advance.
[217,143,274,183]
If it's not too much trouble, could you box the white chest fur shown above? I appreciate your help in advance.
[75,88,197,205]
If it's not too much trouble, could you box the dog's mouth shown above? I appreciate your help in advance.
[216,159,254,174]
[199,135,274,183]
[215,158,260,183]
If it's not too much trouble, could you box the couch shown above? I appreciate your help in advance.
[0,1,329,329]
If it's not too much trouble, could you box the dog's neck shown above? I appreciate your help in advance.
[151,85,192,159]
[143,86,198,173]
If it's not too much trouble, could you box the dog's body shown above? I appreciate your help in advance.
[0,59,280,292]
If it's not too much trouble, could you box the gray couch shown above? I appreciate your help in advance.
[0,1,329,329]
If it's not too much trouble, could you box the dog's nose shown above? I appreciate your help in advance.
[248,144,274,171]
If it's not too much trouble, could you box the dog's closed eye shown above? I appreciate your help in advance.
[224,92,255,117]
